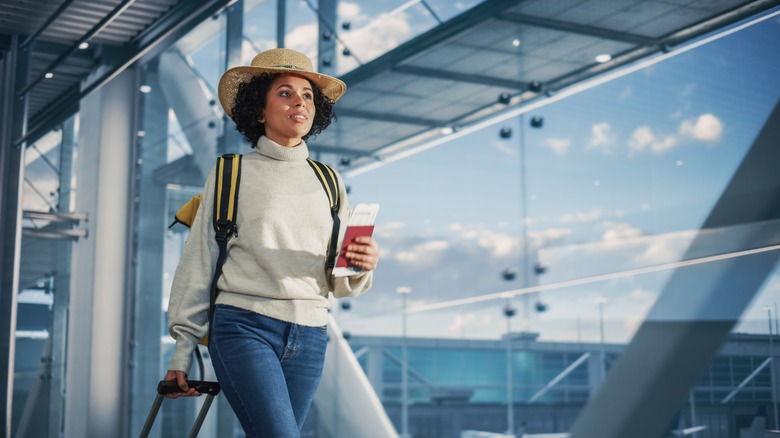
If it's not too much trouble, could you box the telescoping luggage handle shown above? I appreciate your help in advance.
[138,380,222,438]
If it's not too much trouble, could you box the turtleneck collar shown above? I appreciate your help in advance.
[256,136,309,161]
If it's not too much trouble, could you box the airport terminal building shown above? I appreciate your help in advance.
[3,1,780,437]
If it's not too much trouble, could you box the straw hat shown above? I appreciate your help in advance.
[218,48,347,118]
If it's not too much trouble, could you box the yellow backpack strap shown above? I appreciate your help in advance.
[208,154,242,323]
[307,159,341,270]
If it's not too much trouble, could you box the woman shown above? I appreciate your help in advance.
[163,48,379,437]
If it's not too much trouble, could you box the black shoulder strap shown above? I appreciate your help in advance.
[208,154,242,320]
[306,159,341,270]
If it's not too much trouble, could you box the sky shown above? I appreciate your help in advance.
[20,1,780,347]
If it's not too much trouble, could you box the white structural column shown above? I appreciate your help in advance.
[314,315,398,438]
[65,67,138,438]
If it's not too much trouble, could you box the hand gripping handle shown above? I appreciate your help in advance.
[157,379,221,396]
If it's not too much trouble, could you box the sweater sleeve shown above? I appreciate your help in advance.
[329,170,374,298]
[167,166,219,373]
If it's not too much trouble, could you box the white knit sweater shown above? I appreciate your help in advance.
[167,136,373,373]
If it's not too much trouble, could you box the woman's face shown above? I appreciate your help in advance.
[261,74,316,147]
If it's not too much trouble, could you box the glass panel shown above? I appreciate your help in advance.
[343,12,780,437]
[13,114,78,437]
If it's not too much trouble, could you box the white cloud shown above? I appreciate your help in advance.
[449,223,522,258]
[587,122,616,154]
[601,222,642,241]
[679,113,723,142]
[284,22,319,57]
[338,2,364,20]
[556,209,603,224]
[628,126,677,154]
[543,137,570,156]
[338,10,413,73]
[634,231,694,266]
[375,221,406,239]
[447,313,496,336]
[394,240,449,263]
[493,140,517,156]
[528,228,572,247]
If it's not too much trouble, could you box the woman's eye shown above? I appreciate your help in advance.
[304,93,313,100]
[280,91,291,97]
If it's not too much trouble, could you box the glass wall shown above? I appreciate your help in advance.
[120,1,780,437]
[340,11,780,438]
[13,114,78,436]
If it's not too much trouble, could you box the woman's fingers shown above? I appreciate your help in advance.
[346,237,379,271]
[163,370,199,398]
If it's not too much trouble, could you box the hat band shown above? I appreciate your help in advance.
[272,64,306,71]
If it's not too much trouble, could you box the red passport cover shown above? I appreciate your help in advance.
[337,225,375,268]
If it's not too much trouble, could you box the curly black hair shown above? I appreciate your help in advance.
[230,73,335,147]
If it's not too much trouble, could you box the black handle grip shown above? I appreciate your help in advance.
[157,379,221,396]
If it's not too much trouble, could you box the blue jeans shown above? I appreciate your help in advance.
[209,304,328,437]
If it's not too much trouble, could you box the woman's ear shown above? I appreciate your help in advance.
[258,112,265,123]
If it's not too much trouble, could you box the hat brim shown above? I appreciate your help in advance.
[218,66,347,118]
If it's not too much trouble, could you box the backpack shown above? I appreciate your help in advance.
[169,153,342,346]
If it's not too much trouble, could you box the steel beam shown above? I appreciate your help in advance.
[337,108,441,126]
[393,65,527,89]
[497,12,658,46]
[0,34,31,438]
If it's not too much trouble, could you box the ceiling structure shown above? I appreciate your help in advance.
[0,0,232,148]
[3,0,779,287]
[310,0,780,171]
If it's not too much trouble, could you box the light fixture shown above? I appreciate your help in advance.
[342,48,351,56]
[530,116,543,128]
[503,304,516,318]
[595,54,612,63]
[512,38,521,47]
[341,301,351,310]
[440,127,454,135]
[137,130,146,137]
[502,268,517,281]
[500,127,512,139]
[322,31,332,41]
[322,56,332,67]
[44,72,54,79]
[342,21,351,30]
[78,41,89,50]
[139,85,152,93]
[340,156,351,166]
[498,92,511,104]
[528,80,542,93]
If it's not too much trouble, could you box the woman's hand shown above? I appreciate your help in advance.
[163,370,199,399]
[345,236,379,272]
